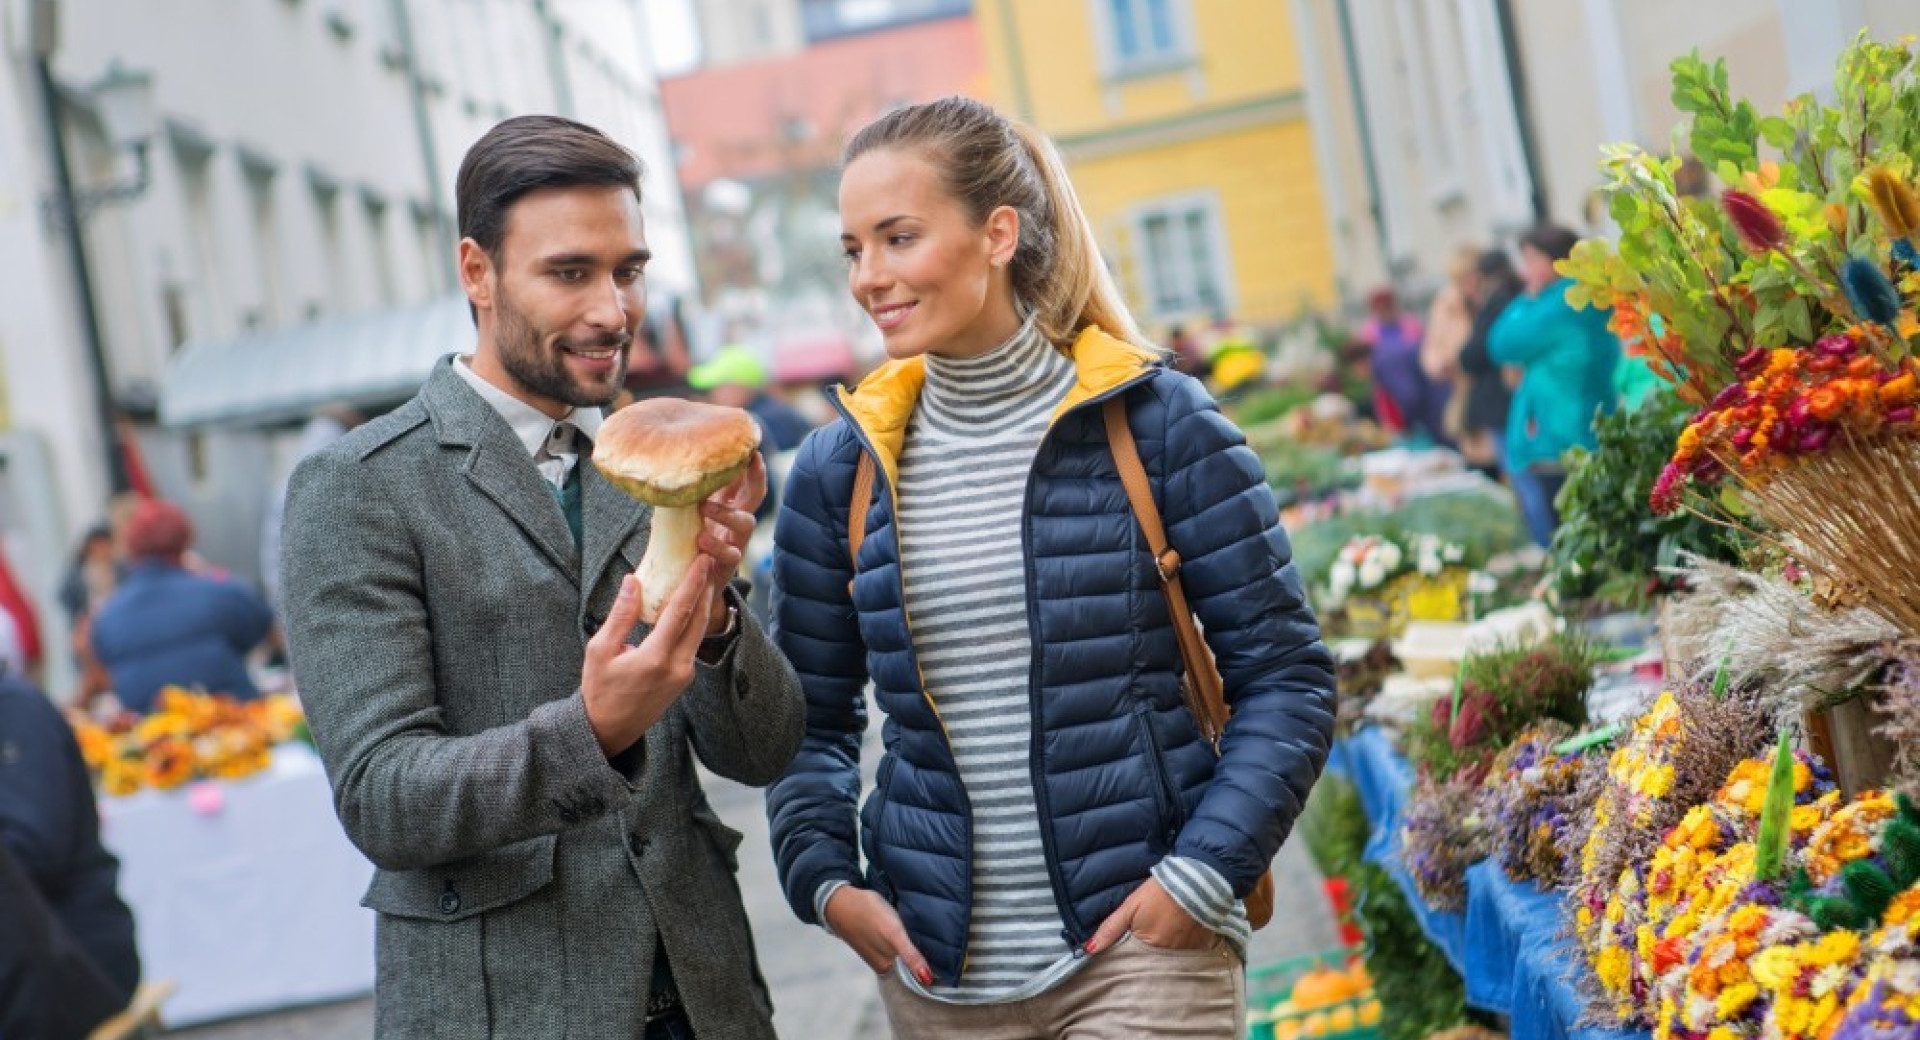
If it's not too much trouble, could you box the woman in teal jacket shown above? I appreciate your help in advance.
[1488,224,1620,545]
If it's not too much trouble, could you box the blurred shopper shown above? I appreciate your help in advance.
[0,545,42,680]
[1489,223,1621,546]
[616,297,695,407]
[1361,286,1449,445]
[1167,323,1208,378]
[88,499,273,713]
[1454,249,1523,476]
[767,95,1335,1040]
[0,672,141,1040]
[689,345,813,453]
[1421,246,1480,439]
[57,524,118,633]
[261,407,362,619]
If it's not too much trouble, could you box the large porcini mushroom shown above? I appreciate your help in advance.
[592,398,761,622]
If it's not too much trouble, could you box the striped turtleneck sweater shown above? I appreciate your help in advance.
[835,318,1246,1003]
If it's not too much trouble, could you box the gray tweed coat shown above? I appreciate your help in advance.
[281,357,805,1039]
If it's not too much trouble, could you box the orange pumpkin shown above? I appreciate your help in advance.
[1291,965,1364,1010]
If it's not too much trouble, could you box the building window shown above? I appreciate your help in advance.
[1132,194,1230,320]
[1096,0,1188,72]
[363,193,398,307]
[243,160,286,325]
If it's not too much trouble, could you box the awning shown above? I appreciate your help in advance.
[159,296,473,429]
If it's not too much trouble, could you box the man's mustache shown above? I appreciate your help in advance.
[559,332,633,351]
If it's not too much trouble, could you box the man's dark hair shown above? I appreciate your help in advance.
[1519,222,1580,264]
[455,115,643,259]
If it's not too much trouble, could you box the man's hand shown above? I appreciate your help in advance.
[696,452,766,634]
[823,886,934,986]
[1085,877,1214,954]
[582,558,714,756]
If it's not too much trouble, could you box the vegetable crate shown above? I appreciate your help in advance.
[1245,946,1382,1040]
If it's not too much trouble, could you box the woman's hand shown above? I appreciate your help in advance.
[824,886,935,985]
[1085,877,1215,953]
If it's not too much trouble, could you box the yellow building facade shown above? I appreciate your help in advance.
[976,0,1337,333]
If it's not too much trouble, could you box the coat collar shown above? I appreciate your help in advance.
[419,357,644,591]
[834,325,1160,488]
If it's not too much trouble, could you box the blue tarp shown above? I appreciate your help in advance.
[1332,729,1646,1040]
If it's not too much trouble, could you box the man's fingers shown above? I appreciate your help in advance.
[588,574,643,658]
[1086,890,1138,954]
[667,558,716,660]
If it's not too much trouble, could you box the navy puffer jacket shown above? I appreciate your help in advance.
[766,327,1336,986]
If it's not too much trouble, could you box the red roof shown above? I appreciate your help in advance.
[660,16,985,191]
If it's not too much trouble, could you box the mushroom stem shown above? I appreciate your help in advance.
[635,503,704,623]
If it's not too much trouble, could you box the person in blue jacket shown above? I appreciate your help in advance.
[1488,223,1621,546]
[0,672,141,1039]
[88,499,274,713]
[765,96,1336,1038]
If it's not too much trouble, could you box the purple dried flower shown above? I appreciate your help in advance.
[1816,334,1859,358]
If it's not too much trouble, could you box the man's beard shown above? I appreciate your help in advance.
[493,286,631,409]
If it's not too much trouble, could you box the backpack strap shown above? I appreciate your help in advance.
[1102,396,1227,751]
[847,452,875,590]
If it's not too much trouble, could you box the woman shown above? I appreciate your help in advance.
[765,96,1336,1038]
[1453,249,1523,476]
[1488,223,1621,546]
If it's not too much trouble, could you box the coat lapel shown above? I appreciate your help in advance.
[581,458,649,605]
[421,359,581,585]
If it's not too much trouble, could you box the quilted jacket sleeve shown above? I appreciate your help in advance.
[1157,375,1337,895]
[765,427,872,924]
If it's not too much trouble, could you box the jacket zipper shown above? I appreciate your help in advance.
[827,391,977,982]
[1020,372,1159,951]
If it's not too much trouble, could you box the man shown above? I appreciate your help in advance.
[687,345,812,454]
[90,498,275,713]
[0,673,141,1040]
[280,115,806,1040]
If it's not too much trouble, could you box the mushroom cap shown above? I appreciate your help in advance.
[592,398,761,507]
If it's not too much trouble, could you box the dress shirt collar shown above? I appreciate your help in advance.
[452,355,605,458]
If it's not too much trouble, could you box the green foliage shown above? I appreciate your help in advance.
[1248,435,1357,507]
[1840,859,1900,919]
[1229,385,1320,428]
[1292,491,1527,592]
[1753,728,1795,881]
[1563,34,1920,403]
[1353,861,1470,1040]
[1300,777,1469,1040]
[1547,391,1749,609]
[1404,633,1598,781]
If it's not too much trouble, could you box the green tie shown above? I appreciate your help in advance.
[553,463,583,548]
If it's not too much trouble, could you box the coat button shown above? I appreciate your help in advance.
[439,890,462,915]
[629,833,648,856]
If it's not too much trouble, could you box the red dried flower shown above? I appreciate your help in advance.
[1722,190,1787,252]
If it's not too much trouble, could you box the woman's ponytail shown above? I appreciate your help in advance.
[844,96,1147,349]
[1005,121,1143,347]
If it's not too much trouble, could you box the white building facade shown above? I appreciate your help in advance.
[0,0,695,692]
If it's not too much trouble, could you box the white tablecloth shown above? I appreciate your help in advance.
[98,743,375,1026]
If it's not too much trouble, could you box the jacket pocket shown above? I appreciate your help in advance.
[361,833,557,923]
[861,756,898,898]
[1134,709,1184,853]
[692,802,746,873]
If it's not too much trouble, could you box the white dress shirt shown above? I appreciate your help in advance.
[452,356,604,489]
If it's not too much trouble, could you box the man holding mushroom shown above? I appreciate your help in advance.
[279,115,805,1040]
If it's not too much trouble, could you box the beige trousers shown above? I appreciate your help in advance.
[877,934,1246,1040]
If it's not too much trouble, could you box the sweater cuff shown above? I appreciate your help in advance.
[1152,857,1252,959]
[814,880,853,936]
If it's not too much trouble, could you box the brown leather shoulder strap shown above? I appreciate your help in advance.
[849,452,875,571]
[1102,397,1227,749]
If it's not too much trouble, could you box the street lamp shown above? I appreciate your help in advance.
[31,43,158,494]
[43,62,156,231]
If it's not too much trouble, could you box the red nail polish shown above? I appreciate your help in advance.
[917,967,932,985]
[1084,939,1099,954]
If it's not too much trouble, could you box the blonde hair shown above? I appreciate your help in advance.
[844,96,1144,347]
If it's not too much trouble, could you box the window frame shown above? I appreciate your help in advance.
[1089,0,1197,80]
[1128,191,1234,322]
